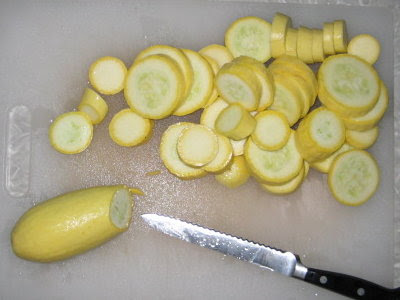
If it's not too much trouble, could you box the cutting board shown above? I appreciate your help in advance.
[0,1,395,299]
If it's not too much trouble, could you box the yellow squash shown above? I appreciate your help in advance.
[11,185,134,262]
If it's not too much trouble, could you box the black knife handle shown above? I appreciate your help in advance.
[304,268,400,300]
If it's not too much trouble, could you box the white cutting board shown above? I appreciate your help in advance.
[0,1,395,299]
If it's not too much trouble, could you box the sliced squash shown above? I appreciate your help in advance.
[225,16,272,63]
[215,155,250,188]
[78,88,108,125]
[295,107,345,162]
[135,45,193,99]
[251,110,290,151]
[318,54,380,117]
[333,20,348,53]
[269,73,302,126]
[173,49,213,116]
[109,109,153,147]
[215,61,261,111]
[125,54,184,119]
[177,124,219,167]
[341,81,388,131]
[347,34,381,65]
[260,165,304,195]
[328,150,379,206]
[201,55,220,107]
[271,13,292,58]
[312,29,325,63]
[203,134,233,173]
[215,103,256,140]
[322,22,335,55]
[297,26,314,64]
[49,112,93,154]
[285,28,298,57]
[345,127,379,150]
[311,143,353,173]
[89,56,127,95]
[232,56,274,111]
[198,44,233,69]
[245,131,303,184]
[160,122,207,179]
[269,55,318,101]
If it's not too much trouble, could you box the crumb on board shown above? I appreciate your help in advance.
[129,188,145,196]
[145,170,161,176]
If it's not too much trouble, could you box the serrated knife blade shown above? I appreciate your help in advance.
[142,214,399,300]
[141,213,306,278]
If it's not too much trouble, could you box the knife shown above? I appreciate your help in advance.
[142,214,399,300]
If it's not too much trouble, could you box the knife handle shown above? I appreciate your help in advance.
[304,268,400,300]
